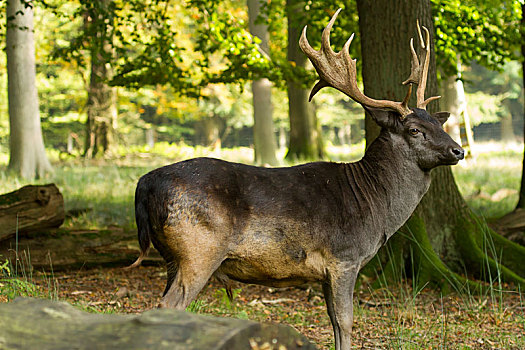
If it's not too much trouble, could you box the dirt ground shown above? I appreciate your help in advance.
[8,265,522,349]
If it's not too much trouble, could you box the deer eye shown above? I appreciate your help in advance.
[409,128,420,136]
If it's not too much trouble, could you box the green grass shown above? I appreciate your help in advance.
[452,141,522,219]
[0,252,59,302]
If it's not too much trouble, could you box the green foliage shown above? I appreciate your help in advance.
[190,0,277,86]
[0,257,41,301]
[433,0,521,76]
[1,0,522,159]
[186,299,207,313]
[214,287,242,311]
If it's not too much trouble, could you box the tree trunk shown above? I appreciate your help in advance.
[0,298,317,350]
[84,0,117,159]
[500,108,515,142]
[517,2,525,210]
[248,0,279,166]
[0,184,64,241]
[357,0,525,290]
[441,75,462,143]
[6,0,52,179]
[285,0,323,161]
[195,116,222,147]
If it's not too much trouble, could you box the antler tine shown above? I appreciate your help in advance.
[402,21,441,110]
[416,19,425,49]
[416,25,430,108]
[300,9,412,117]
[402,38,420,86]
[321,8,341,54]
[299,26,319,59]
[416,25,441,108]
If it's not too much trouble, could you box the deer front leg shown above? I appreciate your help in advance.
[323,266,358,350]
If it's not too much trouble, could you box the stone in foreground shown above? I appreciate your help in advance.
[0,298,316,349]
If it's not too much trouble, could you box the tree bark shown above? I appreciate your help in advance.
[285,0,323,161]
[0,184,64,241]
[6,0,53,179]
[84,0,117,159]
[248,0,279,166]
[0,298,317,350]
[357,0,525,290]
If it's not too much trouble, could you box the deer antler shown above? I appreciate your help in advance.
[300,9,440,118]
[402,20,441,109]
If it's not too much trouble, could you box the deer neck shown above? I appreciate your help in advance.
[345,131,431,239]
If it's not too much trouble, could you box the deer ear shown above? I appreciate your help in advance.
[363,106,402,130]
[432,112,450,126]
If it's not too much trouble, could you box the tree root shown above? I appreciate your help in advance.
[454,214,525,287]
[367,214,525,295]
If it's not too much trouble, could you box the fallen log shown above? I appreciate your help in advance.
[0,184,64,241]
[491,208,525,246]
[0,227,162,271]
[0,298,316,350]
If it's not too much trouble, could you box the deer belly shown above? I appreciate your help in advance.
[216,249,328,287]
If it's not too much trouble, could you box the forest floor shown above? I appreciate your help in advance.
[1,264,523,349]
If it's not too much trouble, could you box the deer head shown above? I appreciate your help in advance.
[300,9,464,169]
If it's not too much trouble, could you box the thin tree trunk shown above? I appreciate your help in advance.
[6,0,52,179]
[500,109,515,142]
[84,1,117,159]
[518,4,525,209]
[285,0,323,160]
[248,0,278,166]
[357,0,525,290]
[441,75,461,143]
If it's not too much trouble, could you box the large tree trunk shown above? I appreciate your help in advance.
[6,0,52,179]
[0,298,316,350]
[248,0,279,166]
[84,0,117,159]
[285,0,323,161]
[357,0,525,290]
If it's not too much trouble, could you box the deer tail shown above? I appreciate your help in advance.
[125,178,152,269]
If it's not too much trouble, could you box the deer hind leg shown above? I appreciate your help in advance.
[160,254,225,310]
[323,266,359,350]
[159,228,227,310]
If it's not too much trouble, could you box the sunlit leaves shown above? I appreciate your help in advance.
[189,0,277,86]
[433,0,521,76]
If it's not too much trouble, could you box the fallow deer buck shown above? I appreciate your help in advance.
[129,9,464,350]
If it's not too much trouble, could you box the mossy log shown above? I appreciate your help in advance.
[0,298,316,349]
[0,184,64,241]
[0,227,162,271]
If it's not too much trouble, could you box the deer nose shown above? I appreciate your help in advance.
[451,147,465,160]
